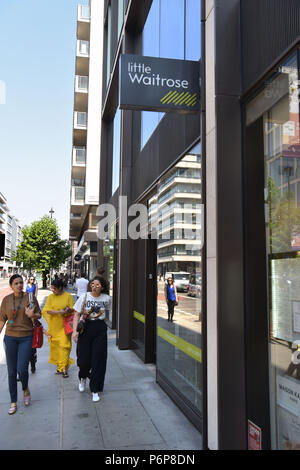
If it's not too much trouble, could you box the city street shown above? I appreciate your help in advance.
[0,285,201,450]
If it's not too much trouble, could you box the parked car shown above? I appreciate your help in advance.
[187,273,201,298]
[165,271,190,292]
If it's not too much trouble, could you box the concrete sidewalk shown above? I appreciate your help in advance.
[0,288,202,451]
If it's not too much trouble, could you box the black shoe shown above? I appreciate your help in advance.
[31,365,36,374]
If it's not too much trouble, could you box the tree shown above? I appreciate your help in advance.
[15,216,72,287]
[267,176,300,253]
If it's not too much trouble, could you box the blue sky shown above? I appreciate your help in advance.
[0,0,88,239]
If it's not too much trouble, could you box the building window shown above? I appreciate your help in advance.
[112,108,121,195]
[151,141,203,419]
[140,0,201,150]
[106,3,112,88]
[118,0,124,38]
[246,48,300,450]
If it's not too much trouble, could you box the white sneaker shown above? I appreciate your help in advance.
[78,379,86,392]
[92,392,100,402]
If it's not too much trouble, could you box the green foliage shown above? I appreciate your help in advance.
[268,177,300,253]
[15,216,72,274]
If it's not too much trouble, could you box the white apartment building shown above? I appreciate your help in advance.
[0,191,22,276]
[69,1,104,278]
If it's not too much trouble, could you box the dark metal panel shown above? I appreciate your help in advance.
[243,117,271,450]
[215,94,247,450]
[241,0,300,92]
[215,0,242,96]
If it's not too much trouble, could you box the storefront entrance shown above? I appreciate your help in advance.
[245,47,300,449]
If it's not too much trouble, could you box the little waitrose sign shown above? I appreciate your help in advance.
[120,54,200,114]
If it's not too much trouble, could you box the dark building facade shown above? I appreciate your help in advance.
[97,0,300,450]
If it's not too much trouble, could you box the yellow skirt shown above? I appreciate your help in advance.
[48,332,74,372]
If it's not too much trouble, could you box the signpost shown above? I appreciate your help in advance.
[120,54,200,114]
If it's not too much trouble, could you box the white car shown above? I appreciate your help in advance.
[165,271,190,292]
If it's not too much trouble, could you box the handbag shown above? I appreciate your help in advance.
[76,294,88,335]
[32,320,43,348]
[63,312,74,335]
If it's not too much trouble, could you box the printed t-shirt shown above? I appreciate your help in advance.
[74,293,111,320]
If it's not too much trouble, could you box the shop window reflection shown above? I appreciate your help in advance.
[247,49,300,449]
[151,141,203,416]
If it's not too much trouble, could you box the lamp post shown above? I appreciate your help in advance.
[49,207,55,219]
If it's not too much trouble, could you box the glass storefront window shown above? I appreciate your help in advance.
[106,4,112,88]
[117,0,124,38]
[246,49,300,449]
[103,223,115,325]
[152,141,203,418]
[140,0,201,150]
[112,108,121,195]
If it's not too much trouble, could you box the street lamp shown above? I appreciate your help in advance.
[49,207,55,219]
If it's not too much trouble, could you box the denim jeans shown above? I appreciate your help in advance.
[4,335,33,402]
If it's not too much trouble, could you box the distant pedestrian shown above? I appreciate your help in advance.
[96,267,105,278]
[72,276,111,402]
[165,277,178,322]
[75,273,89,299]
[42,279,75,378]
[0,274,41,415]
[26,276,39,373]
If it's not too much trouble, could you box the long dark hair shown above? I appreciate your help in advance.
[90,276,109,295]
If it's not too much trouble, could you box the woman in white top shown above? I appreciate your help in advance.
[72,276,111,402]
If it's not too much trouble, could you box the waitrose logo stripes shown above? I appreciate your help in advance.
[120,53,200,114]
[160,90,198,107]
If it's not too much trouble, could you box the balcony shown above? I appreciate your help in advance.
[74,75,88,111]
[73,111,87,146]
[72,146,86,179]
[77,5,90,41]
[75,75,88,93]
[76,40,89,76]
[73,146,86,165]
[74,111,87,129]
[71,185,85,206]
[0,192,6,205]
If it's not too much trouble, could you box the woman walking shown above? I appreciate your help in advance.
[0,274,41,415]
[165,277,178,322]
[26,275,38,297]
[26,275,39,373]
[42,279,74,378]
[72,276,111,402]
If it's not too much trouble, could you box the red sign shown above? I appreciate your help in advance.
[248,420,262,450]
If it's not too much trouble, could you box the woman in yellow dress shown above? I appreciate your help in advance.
[42,279,74,377]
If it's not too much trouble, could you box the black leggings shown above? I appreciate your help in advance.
[77,320,107,393]
[167,300,176,321]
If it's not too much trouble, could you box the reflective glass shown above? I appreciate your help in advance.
[159,0,184,60]
[140,0,201,150]
[118,0,124,38]
[247,50,300,449]
[112,108,121,195]
[153,141,203,416]
[186,0,201,60]
[106,5,112,87]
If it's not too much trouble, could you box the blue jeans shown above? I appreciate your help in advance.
[4,335,33,402]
